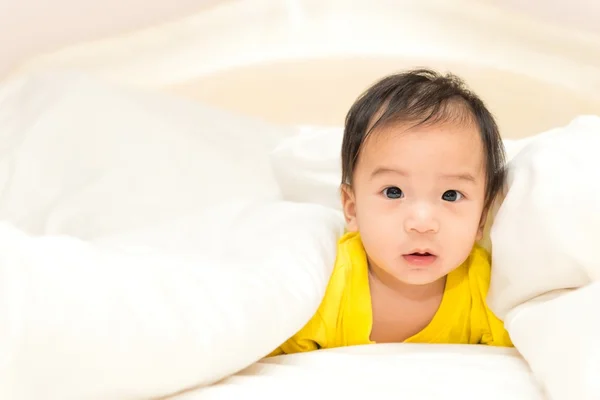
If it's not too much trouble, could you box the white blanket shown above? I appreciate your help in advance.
[0,201,344,400]
[490,116,600,400]
[0,73,337,399]
[0,72,597,400]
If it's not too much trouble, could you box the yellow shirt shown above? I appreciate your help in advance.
[270,232,512,356]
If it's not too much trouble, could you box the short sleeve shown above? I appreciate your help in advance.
[266,313,327,356]
[480,307,513,347]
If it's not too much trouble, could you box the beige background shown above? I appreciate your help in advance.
[0,0,223,77]
[2,0,599,139]
[1,0,599,78]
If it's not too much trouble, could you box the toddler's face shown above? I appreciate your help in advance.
[342,121,486,285]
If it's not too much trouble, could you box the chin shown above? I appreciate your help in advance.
[392,268,442,285]
[392,262,444,285]
[402,275,443,286]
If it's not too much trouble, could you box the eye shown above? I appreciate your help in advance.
[442,190,463,202]
[382,186,404,199]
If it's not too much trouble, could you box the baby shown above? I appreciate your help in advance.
[270,68,512,355]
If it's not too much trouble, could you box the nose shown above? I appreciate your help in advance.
[404,202,439,234]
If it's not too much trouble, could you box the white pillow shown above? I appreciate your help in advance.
[270,126,344,211]
[0,72,290,239]
[0,201,345,400]
[489,115,600,400]
[489,115,600,316]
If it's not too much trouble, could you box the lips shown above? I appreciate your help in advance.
[402,251,437,266]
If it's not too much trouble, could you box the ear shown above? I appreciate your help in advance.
[341,184,359,232]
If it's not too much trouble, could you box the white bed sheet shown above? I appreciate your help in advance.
[172,345,544,400]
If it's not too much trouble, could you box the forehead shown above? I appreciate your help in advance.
[356,122,485,177]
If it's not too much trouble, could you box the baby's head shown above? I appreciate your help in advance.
[340,69,505,286]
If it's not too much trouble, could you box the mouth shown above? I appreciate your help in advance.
[402,251,437,266]
[409,251,433,256]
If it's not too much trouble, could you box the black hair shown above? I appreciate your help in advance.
[341,68,506,209]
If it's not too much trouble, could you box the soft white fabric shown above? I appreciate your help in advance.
[0,72,348,399]
[271,126,345,211]
[0,201,345,400]
[171,344,544,400]
[504,283,600,400]
[0,72,289,239]
[489,115,600,316]
[489,115,600,400]
[0,71,595,400]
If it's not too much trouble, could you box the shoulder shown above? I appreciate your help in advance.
[337,231,365,257]
[465,244,492,287]
[317,231,368,319]
[325,231,367,299]
[280,232,370,353]
[461,244,494,305]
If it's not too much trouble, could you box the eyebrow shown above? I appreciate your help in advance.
[370,167,408,179]
[370,167,477,183]
[440,173,477,183]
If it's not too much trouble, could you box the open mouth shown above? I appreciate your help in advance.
[402,252,437,266]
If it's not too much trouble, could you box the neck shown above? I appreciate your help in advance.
[368,260,446,300]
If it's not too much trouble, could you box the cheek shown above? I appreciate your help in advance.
[354,199,401,254]
[355,196,398,228]
[440,207,483,267]
[445,204,485,239]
